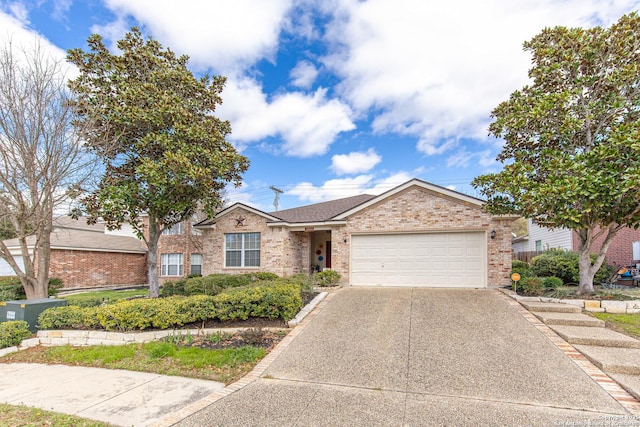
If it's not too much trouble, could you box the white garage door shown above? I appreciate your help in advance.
[350,232,486,288]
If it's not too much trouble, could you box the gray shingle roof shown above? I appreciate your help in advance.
[53,216,106,233]
[269,194,376,223]
[3,224,146,253]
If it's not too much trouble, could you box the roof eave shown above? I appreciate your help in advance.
[267,220,347,230]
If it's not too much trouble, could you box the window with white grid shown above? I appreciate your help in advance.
[225,233,260,267]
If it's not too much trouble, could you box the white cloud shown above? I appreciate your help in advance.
[0,10,70,68]
[321,0,640,156]
[331,148,381,175]
[287,171,415,203]
[289,60,319,88]
[288,175,374,203]
[101,0,293,72]
[218,77,355,157]
[51,0,73,21]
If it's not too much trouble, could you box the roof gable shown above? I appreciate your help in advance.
[197,203,280,226]
[333,178,484,219]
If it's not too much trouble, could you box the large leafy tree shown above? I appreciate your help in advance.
[67,28,249,297]
[0,40,96,299]
[472,13,640,294]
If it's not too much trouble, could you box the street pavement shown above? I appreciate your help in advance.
[175,288,635,426]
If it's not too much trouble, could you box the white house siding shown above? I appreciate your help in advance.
[0,256,23,276]
[104,223,138,238]
[522,219,573,252]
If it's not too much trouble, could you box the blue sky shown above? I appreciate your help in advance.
[1,0,639,212]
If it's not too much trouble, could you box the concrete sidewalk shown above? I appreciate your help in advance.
[176,288,637,426]
[0,363,224,427]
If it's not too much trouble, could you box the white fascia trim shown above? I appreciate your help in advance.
[213,203,280,222]
[267,221,347,230]
[334,178,484,220]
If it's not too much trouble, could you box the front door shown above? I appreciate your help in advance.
[325,241,332,269]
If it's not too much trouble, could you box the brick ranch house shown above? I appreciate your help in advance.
[0,217,147,289]
[195,179,516,288]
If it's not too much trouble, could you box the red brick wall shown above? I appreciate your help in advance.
[576,227,640,268]
[156,222,204,284]
[49,249,147,289]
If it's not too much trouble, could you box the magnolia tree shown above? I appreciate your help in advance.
[0,41,96,299]
[473,13,640,294]
[67,28,249,297]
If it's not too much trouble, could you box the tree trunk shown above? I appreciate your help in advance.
[147,218,161,298]
[576,225,618,295]
[578,248,596,294]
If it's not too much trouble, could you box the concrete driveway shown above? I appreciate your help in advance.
[176,288,634,427]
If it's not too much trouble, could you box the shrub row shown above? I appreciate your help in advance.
[513,249,616,285]
[38,282,303,332]
[0,321,32,349]
[161,272,280,297]
[517,276,563,296]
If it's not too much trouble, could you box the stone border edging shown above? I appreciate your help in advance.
[0,290,331,357]
[500,288,640,314]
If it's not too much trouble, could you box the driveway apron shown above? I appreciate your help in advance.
[176,288,631,426]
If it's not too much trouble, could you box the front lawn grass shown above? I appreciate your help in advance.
[592,312,640,339]
[0,403,115,426]
[1,341,266,384]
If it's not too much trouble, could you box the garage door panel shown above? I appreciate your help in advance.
[351,232,486,288]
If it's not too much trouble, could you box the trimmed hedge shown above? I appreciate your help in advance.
[316,270,341,286]
[38,282,303,331]
[0,321,32,349]
[160,272,282,297]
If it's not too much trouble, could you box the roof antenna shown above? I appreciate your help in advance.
[270,186,284,211]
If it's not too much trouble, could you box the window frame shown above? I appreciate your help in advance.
[535,240,542,252]
[162,222,184,235]
[225,232,261,268]
[161,253,184,276]
[190,253,203,276]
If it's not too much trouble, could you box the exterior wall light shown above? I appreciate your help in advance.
[490,230,496,240]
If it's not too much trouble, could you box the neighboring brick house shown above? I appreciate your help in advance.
[104,216,204,284]
[512,219,640,268]
[0,217,147,289]
[155,220,204,284]
[195,179,516,288]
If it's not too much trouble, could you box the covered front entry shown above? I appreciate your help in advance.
[350,232,486,287]
[310,230,332,272]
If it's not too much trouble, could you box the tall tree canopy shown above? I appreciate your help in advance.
[67,28,249,297]
[472,13,640,294]
[0,40,96,299]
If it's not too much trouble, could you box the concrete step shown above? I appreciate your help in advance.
[519,301,581,313]
[609,373,640,402]
[574,345,640,375]
[532,312,605,327]
[549,325,640,349]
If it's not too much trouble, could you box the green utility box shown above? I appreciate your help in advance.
[0,298,67,332]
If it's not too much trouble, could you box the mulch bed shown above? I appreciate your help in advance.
[177,328,287,350]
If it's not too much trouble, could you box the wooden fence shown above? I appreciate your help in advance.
[513,251,544,263]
